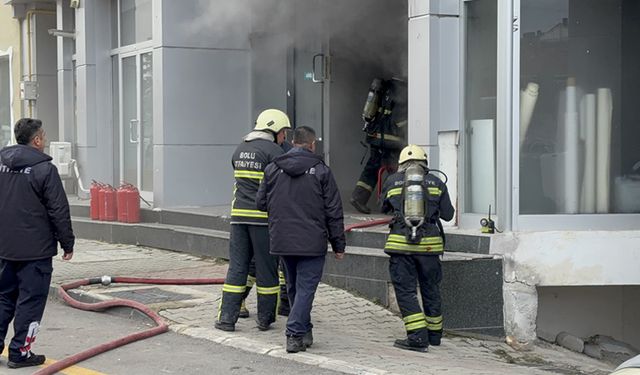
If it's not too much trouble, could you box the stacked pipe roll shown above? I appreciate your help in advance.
[520,82,539,148]
[564,78,579,214]
[596,88,613,213]
[580,94,597,213]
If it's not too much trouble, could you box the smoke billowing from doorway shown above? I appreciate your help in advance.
[185,0,407,81]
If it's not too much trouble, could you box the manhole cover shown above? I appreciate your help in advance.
[104,287,193,304]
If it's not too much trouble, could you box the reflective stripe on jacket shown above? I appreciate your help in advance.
[230,138,283,225]
[380,170,454,256]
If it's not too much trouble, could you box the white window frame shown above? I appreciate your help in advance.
[0,47,15,146]
[510,0,640,231]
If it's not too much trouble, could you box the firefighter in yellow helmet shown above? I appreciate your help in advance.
[380,145,455,352]
[216,109,291,332]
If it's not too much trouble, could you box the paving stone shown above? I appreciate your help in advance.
[51,239,616,375]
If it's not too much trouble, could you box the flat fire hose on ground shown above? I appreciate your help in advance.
[33,277,224,375]
[35,219,390,374]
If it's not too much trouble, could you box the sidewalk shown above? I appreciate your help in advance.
[50,240,614,375]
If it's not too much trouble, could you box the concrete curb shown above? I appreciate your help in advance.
[48,284,396,375]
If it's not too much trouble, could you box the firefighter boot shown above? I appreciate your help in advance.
[429,331,442,346]
[393,339,428,353]
[239,300,250,319]
[350,185,372,214]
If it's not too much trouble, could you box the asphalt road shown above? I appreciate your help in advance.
[1,298,341,375]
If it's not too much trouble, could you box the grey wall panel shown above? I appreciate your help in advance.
[159,47,251,146]
[160,0,250,50]
[156,144,235,207]
[35,14,58,141]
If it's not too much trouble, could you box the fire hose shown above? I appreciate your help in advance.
[33,276,224,375]
[35,219,388,374]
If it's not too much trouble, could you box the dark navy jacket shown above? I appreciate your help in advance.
[0,145,75,261]
[256,147,346,256]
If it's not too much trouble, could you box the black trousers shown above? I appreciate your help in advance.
[243,258,289,309]
[0,258,52,362]
[281,255,326,337]
[389,254,442,344]
[352,146,399,204]
[218,225,279,325]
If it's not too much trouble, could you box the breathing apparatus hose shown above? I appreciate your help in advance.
[33,276,224,375]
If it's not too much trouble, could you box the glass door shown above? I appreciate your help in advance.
[290,0,329,160]
[293,43,328,158]
[119,51,153,201]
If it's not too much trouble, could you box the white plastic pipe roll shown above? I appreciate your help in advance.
[470,119,496,214]
[596,88,612,213]
[520,83,539,148]
[580,94,597,213]
[564,78,579,214]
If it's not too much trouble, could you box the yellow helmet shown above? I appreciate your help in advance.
[399,144,428,164]
[254,109,291,134]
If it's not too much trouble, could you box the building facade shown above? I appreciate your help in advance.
[5,0,640,348]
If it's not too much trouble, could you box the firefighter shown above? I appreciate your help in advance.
[238,260,289,318]
[215,109,291,332]
[350,78,406,214]
[380,145,454,352]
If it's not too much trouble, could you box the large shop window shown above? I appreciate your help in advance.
[464,0,497,215]
[520,0,640,215]
[0,55,11,148]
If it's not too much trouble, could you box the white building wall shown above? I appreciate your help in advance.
[74,0,114,186]
[154,0,251,207]
[408,0,460,181]
[492,230,640,342]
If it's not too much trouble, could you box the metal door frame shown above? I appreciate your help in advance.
[116,47,153,202]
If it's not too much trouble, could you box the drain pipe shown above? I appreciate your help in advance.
[33,276,224,375]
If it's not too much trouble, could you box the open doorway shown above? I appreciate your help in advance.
[250,0,408,212]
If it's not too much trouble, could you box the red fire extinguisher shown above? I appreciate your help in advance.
[98,184,106,221]
[90,180,101,220]
[117,184,129,223]
[127,185,140,223]
[117,183,141,223]
[102,185,118,222]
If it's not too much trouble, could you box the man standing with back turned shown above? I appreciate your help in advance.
[257,126,346,353]
[0,118,74,368]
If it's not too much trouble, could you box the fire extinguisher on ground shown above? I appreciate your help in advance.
[101,185,118,222]
[117,183,140,223]
[90,181,101,220]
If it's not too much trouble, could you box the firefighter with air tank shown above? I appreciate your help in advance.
[380,144,455,352]
[215,109,291,332]
[350,78,407,214]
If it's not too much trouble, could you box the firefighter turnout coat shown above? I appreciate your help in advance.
[230,133,284,225]
[381,171,454,255]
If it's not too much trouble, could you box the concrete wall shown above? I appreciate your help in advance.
[154,0,251,207]
[0,5,22,142]
[538,286,640,350]
[492,230,640,342]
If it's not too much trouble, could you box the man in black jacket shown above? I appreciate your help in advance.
[0,118,74,368]
[257,126,346,353]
